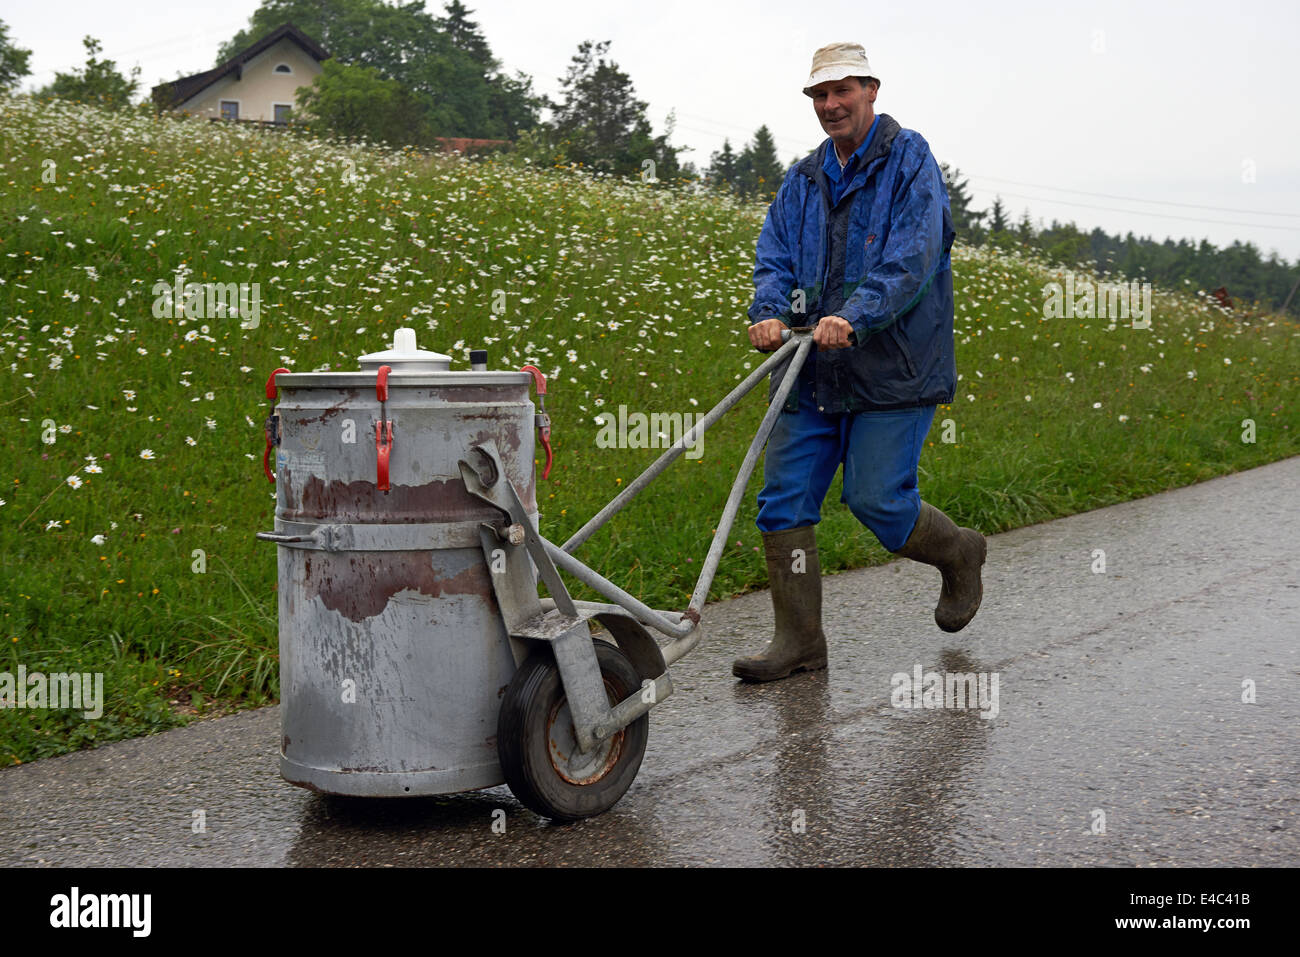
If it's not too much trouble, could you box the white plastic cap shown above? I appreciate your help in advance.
[357,327,452,372]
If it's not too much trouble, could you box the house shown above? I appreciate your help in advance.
[151,23,329,125]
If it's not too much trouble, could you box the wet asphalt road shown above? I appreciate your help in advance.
[2,457,1298,867]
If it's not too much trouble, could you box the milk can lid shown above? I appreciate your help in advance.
[357,328,453,372]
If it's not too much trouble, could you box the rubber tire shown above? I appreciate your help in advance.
[497,640,648,822]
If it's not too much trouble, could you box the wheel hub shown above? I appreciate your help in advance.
[547,679,625,785]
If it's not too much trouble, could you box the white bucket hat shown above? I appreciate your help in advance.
[802,42,880,96]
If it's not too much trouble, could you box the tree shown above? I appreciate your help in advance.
[947,175,1300,316]
[220,0,539,139]
[1040,220,1092,267]
[218,0,404,67]
[0,18,33,91]
[987,193,1008,243]
[296,58,434,147]
[487,69,545,140]
[548,40,679,178]
[1015,209,1035,246]
[707,127,784,199]
[416,2,498,136]
[706,139,738,191]
[736,125,783,200]
[940,163,984,244]
[437,0,493,71]
[39,36,140,109]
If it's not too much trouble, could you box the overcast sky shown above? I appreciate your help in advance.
[7,0,1299,262]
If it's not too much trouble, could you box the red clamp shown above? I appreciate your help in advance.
[262,367,290,483]
[520,365,553,480]
[375,365,393,493]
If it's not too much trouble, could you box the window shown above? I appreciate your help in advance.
[273,63,292,74]
[220,100,238,121]
[273,103,292,125]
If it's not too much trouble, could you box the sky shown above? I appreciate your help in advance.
[6,0,1299,263]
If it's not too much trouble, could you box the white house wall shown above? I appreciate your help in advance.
[176,39,322,122]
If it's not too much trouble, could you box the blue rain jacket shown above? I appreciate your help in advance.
[748,114,957,413]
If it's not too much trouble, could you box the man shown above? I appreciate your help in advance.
[733,42,987,682]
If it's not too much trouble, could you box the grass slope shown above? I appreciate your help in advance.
[2,96,1297,762]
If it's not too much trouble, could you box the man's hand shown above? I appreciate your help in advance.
[814,315,854,349]
[749,318,788,352]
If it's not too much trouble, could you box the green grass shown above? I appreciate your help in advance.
[2,95,1297,763]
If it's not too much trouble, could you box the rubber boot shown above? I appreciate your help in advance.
[891,502,987,632]
[732,525,828,682]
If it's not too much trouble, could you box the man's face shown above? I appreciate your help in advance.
[810,77,876,147]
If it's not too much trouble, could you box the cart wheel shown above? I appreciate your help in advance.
[498,640,648,822]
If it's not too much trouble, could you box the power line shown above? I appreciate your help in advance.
[674,111,816,151]
[673,113,1299,233]
[677,113,1299,233]
[672,111,824,160]
[23,20,248,80]
[670,113,1300,227]
[982,189,1300,233]
[672,119,817,157]
[966,173,1300,220]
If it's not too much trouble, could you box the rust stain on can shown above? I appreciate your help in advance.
[283,471,534,523]
[469,422,535,506]
[470,420,525,462]
[317,393,358,422]
[285,390,360,427]
[300,550,492,622]
[292,475,490,524]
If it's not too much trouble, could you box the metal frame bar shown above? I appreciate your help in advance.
[460,442,609,751]
[562,334,804,554]
[461,331,815,745]
[548,335,812,635]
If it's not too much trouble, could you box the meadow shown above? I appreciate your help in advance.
[2,95,1296,762]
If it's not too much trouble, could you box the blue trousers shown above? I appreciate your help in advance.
[756,377,937,552]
